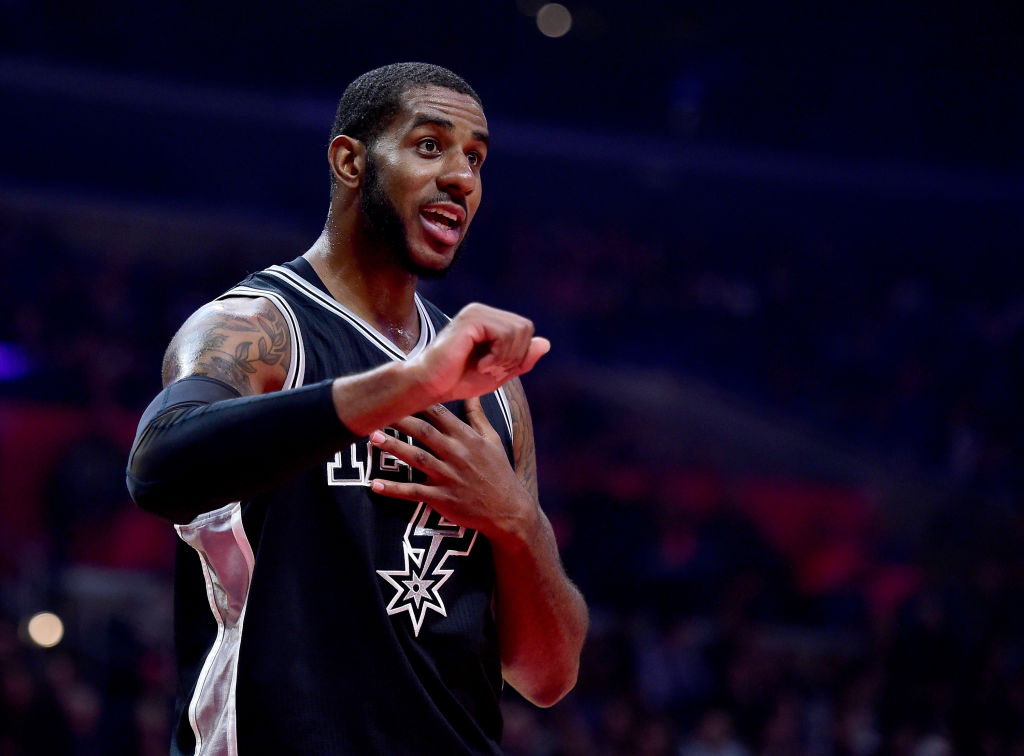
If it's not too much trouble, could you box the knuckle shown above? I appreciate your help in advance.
[411,419,434,440]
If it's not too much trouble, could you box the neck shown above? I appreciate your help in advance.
[303,205,421,352]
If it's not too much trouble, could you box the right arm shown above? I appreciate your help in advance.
[127,297,547,524]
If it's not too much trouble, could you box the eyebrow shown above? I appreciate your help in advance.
[411,114,489,147]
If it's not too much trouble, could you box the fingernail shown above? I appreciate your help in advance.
[370,431,386,444]
[371,480,384,492]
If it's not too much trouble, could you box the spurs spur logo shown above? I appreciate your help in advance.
[326,432,477,635]
[376,502,477,637]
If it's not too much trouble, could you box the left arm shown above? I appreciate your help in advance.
[488,378,589,706]
[368,380,588,707]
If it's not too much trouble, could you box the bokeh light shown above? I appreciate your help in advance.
[536,3,572,37]
[25,611,64,648]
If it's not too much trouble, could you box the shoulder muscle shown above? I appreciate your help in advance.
[162,296,291,395]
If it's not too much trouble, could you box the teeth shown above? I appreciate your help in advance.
[424,207,458,225]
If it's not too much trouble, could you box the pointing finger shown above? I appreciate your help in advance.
[392,405,470,444]
[417,403,469,435]
[388,415,446,452]
[369,429,445,476]
[370,478,440,504]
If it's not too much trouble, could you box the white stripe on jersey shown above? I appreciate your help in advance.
[263,265,432,362]
[216,284,306,390]
[176,268,512,754]
[495,385,514,443]
[178,285,304,755]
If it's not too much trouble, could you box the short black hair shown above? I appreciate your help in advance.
[329,62,481,152]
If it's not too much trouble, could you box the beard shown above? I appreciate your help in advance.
[360,154,468,280]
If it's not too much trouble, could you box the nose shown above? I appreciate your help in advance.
[438,152,476,197]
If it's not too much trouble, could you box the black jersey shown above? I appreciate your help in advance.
[170,257,513,755]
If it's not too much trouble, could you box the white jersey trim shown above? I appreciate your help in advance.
[262,265,433,362]
[179,286,305,755]
[215,285,306,390]
[494,385,514,444]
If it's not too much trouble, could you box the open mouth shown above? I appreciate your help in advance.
[418,204,464,248]
[422,207,460,228]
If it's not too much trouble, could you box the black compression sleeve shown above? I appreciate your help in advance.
[126,376,359,523]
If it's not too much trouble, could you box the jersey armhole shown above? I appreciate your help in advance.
[216,287,306,390]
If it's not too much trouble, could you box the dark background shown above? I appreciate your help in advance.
[1,2,1022,754]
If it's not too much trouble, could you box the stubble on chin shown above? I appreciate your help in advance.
[360,156,467,280]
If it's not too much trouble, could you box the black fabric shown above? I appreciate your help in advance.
[164,258,510,755]
[126,375,358,523]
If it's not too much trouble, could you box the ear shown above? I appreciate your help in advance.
[328,135,366,190]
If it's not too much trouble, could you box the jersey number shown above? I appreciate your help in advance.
[326,429,413,487]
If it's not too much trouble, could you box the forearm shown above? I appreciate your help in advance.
[127,377,359,523]
[492,501,588,707]
[330,359,435,436]
[127,361,435,524]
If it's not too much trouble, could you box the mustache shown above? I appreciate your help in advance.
[422,194,467,214]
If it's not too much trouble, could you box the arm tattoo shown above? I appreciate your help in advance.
[168,305,290,394]
[504,378,539,501]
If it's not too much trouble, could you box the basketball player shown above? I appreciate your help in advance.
[126,63,587,755]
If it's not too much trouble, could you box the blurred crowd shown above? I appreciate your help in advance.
[1,198,1022,755]
[488,213,1023,498]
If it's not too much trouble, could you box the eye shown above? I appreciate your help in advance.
[418,138,441,155]
[467,150,483,167]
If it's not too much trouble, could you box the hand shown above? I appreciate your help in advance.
[407,303,550,404]
[368,398,536,542]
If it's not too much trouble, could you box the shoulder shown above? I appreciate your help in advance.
[161,296,292,395]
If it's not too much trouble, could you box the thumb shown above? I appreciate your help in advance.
[512,337,551,378]
[464,396,501,443]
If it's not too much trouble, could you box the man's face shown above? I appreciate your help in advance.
[360,85,488,279]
